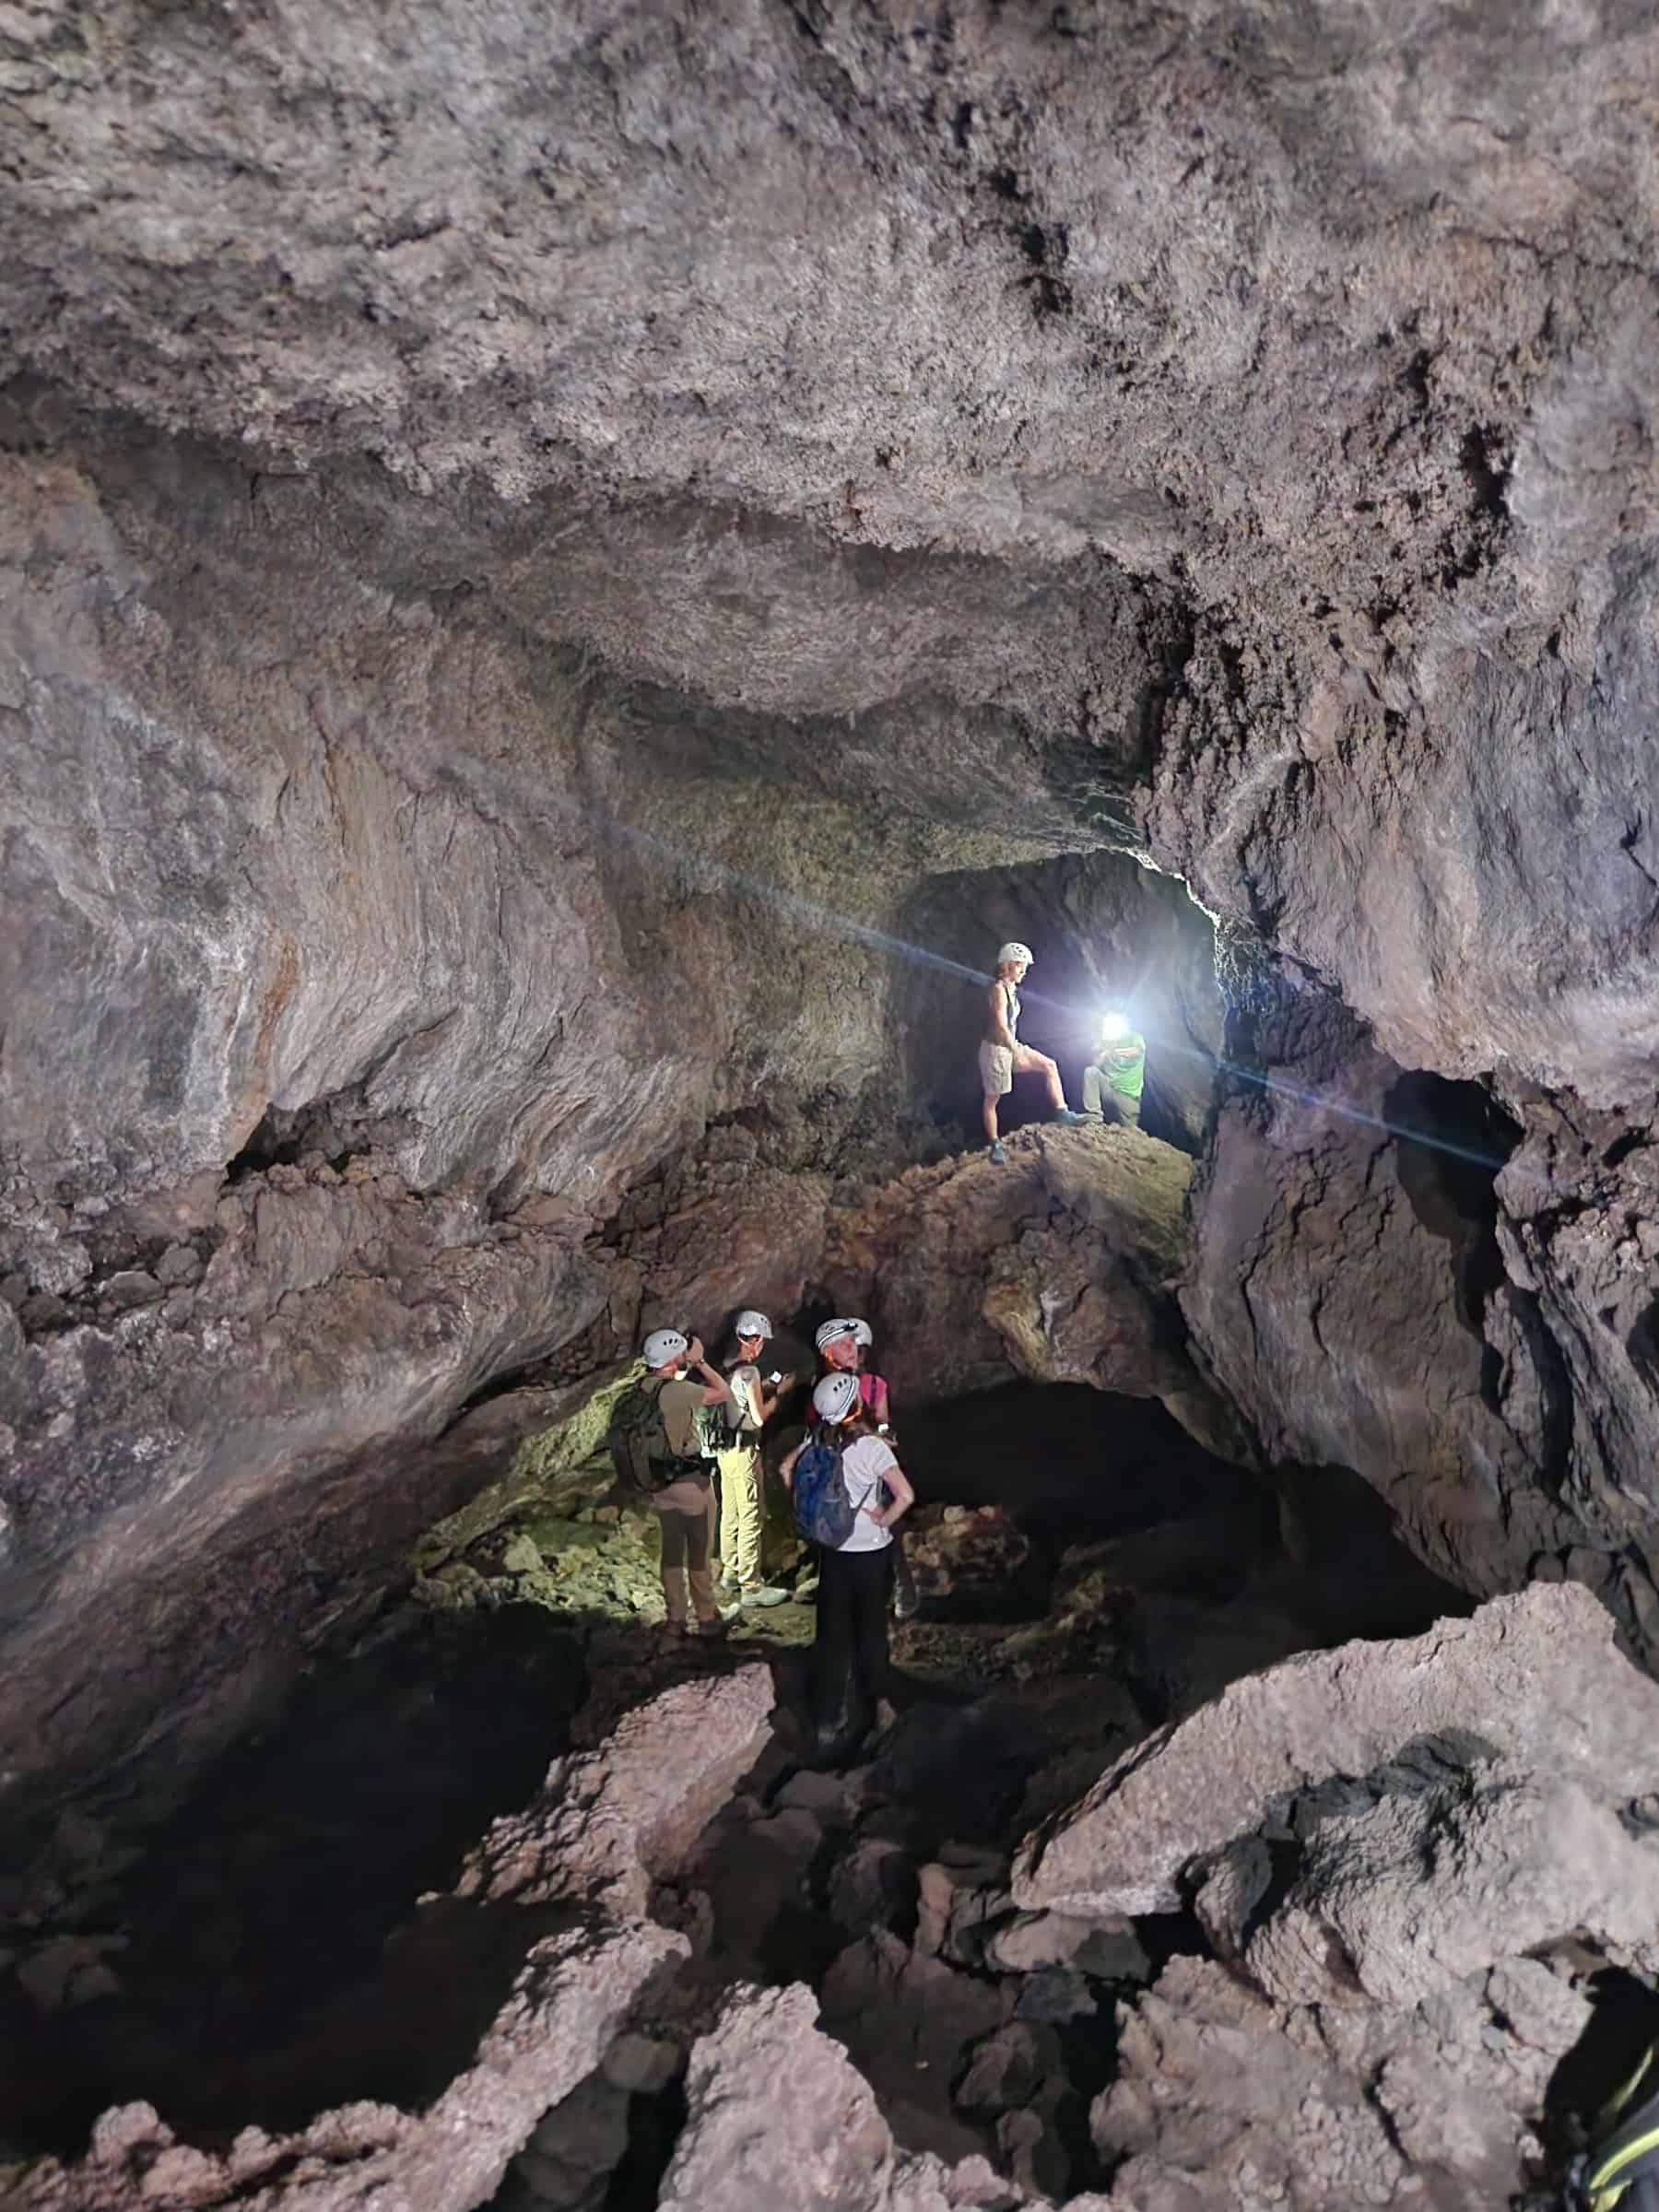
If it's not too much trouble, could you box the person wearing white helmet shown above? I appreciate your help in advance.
[815,1316,916,1620]
[781,1369,915,1759]
[981,942,1088,1164]
[714,1309,797,1609]
[634,1325,735,1638]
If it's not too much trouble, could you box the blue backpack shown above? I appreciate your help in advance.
[793,1428,856,1547]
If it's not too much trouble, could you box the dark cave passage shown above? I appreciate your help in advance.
[1385,1069,1522,1337]
[0,1609,588,2153]
[0,1373,1477,2171]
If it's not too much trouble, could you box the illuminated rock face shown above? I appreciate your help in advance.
[6,0,1659,1812]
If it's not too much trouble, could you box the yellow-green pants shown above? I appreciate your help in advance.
[716,1439,764,1590]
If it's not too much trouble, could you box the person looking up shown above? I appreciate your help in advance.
[781,1371,915,1762]
[1083,1011,1147,1130]
[980,941,1088,1164]
[631,1328,733,1639]
[715,1309,794,1610]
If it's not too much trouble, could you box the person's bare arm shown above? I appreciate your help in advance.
[869,1453,915,1530]
[758,1370,802,1422]
[987,980,1015,1049]
[685,1335,733,1406]
[779,1437,806,1491]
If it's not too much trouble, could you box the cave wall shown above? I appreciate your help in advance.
[0,428,1157,1825]
[1182,985,1659,1663]
[4,0,1659,1814]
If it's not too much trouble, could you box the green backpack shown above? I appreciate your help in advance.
[607,1377,701,1494]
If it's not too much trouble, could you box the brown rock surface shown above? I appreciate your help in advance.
[1014,1581,1659,1918]
[6,0,1659,1854]
[657,1983,1022,2212]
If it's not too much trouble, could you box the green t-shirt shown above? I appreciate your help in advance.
[1098,1035,1147,1100]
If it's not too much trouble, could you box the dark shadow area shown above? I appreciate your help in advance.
[0,1606,588,2151]
[1268,1459,1479,1644]
[1539,1967,1659,2191]
[1628,1297,1659,1392]
[1385,1069,1522,1338]
[900,1382,1253,1545]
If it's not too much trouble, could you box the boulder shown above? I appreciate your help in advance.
[1093,1952,1592,2212]
[460,1667,777,1919]
[655,1983,1024,2212]
[1015,1583,1659,1919]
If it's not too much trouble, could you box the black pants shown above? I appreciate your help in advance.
[812,1545,893,1737]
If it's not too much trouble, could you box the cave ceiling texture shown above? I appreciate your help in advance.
[3,0,1659,1841]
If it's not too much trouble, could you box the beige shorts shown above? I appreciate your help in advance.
[979,1040,1014,1099]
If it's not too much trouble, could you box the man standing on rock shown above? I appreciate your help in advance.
[981,942,1089,1165]
[715,1310,794,1611]
[1083,1011,1147,1131]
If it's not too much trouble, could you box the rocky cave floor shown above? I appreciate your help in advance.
[13,1384,1658,2211]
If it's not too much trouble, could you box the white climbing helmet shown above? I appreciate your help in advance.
[734,1310,772,1340]
[814,1317,860,1354]
[813,1371,861,1424]
[996,941,1034,968]
[642,1327,689,1370]
[1100,1009,1130,1044]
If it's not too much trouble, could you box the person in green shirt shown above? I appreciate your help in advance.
[1083,1011,1147,1130]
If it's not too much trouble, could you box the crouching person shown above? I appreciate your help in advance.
[716,1309,794,1610]
[1083,1012,1147,1129]
[782,1371,915,1761]
[608,1328,733,1639]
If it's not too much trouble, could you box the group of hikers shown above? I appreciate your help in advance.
[604,941,1148,1761]
[607,1310,915,1761]
[980,942,1146,1161]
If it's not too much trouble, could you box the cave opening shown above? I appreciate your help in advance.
[892,847,1226,1156]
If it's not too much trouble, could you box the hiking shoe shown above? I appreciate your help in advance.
[691,1615,730,1640]
[1053,1108,1091,1126]
[988,1140,1006,1165]
[739,1584,790,1609]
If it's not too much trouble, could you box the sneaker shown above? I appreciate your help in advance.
[989,1140,1006,1165]
[739,1584,790,1608]
[891,1582,920,1622]
[1053,1108,1091,1126]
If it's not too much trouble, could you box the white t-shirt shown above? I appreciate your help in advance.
[835,1434,898,1553]
[724,1360,763,1435]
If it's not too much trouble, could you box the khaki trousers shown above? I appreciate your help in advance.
[716,1438,764,1590]
[652,1476,718,1625]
